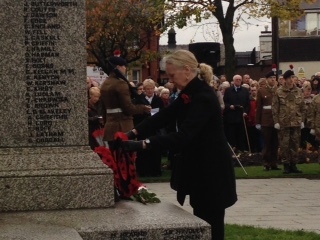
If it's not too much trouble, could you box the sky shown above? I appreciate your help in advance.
[159,12,271,52]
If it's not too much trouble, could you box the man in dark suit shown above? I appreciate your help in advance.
[223,75,251,152]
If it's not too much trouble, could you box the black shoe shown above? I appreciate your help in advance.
[283,164,291,174]
[263,165,270,171]
[114,188,121,202]
[290,164,302,173]
[270,166,281,170]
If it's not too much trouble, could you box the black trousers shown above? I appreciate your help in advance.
[193,207,226,240]
[300,127,318,149]
[136,148,162,177]
[224,122,248,151]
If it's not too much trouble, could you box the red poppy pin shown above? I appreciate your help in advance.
[181,94,191,104]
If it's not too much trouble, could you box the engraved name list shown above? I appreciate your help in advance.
[23,0,78,145]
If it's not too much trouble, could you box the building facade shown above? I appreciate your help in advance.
[278,1,320,78]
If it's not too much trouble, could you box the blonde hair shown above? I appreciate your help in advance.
[165,50,213,85]
[157,86,165,94]
[242,83,250,89]
[160,88,170,97]
[219,81,230,90]
[251,80,259,88]
[302,80,311,89]
[89,86,100,97]
[143,78,156,88]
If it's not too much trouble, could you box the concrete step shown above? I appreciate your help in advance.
[0,201,211,240]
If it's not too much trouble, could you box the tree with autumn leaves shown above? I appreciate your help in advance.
[86,0,165,74]
[164,0,316,81]
[87,0,316,81]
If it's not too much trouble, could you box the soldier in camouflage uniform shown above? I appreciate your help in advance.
[300,85,317,152]
[308,82,320,163]
[272,69,305,173]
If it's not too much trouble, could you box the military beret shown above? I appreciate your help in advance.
[265,71,276,78]
[109,56,127,66]
[283,70,295,79]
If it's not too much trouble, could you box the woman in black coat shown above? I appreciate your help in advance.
[123,50,237,240]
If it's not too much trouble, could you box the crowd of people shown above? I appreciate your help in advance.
[215,69,320,174]
[87,58,320,176]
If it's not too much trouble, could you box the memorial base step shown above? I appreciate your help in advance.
[0,201,211,240]
[0,146,114,211]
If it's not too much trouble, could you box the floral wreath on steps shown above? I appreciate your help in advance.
[93,130,160,204]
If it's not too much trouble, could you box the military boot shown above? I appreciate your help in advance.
[283,163,291,174]
[290,163,302,173]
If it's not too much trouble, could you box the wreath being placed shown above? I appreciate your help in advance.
[93,131,160,204]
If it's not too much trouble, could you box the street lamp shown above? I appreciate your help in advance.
[272,17,279,81]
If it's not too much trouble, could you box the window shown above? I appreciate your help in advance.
[306,13,320,35]
[132,69,141,85]
[279,12,320,37]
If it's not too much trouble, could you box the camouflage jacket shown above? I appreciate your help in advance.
[303,96,313,128]
[272,85,305,127]
[309,94,320,140]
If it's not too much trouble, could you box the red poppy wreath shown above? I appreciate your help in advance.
[93,130,160,204]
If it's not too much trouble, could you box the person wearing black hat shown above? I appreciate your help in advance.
[256,70,280,171]
[272,67,305,174]
[99,53,151,148]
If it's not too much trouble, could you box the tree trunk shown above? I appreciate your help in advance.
[222,31,236,83]
[214,2,237,83]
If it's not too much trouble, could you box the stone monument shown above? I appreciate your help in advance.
[0,0,113,211]
[0,1,211,239]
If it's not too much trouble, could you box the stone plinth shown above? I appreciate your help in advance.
[0,201,211,240]
[0,1,210,239]
[0,0,114,212]
[0,146,114,211]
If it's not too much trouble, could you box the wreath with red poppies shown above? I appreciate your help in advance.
[94,131,160,204]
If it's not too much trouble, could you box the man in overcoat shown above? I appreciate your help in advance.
[223,75,251,152]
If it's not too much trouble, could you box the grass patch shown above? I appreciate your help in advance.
[225,224,320,240]
[235,163,320,179]
[140,163,320,183]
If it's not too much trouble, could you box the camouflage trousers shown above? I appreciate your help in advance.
[278,127,300,164]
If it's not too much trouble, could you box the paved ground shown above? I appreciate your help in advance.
[145,178,320,234]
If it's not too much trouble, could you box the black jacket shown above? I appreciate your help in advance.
[135,78,237,210]
[223,86,251,124]
[133,93,164,129]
